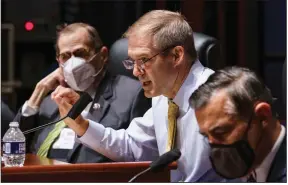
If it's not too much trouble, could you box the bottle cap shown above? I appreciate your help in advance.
[9,122,19,127]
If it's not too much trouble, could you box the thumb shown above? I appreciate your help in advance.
[55,69,68,87]
[58,75,68,87]
[61,98,72,110]
[54,96,72,117]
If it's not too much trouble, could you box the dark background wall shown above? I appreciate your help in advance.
[1,0,286,119]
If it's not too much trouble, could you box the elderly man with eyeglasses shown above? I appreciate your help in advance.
[14,23,151,164]
[51,10,229,182]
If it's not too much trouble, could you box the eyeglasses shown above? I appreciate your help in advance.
[122,46,174,71]
[57,48,96,64]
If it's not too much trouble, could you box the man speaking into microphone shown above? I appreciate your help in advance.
[14,23,151,163]
[51,10,229,182]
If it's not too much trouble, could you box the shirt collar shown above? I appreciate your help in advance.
[172,60,205,113]
[254,125,286,182]
[86,85,97,99]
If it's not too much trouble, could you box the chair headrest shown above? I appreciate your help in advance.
[108,38,136,79]
[193,32,222,69]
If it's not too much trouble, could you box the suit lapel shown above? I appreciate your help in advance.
[89,73,113,123]
[90,94,111,123]
[66,142,81,163]
[67,73,114,163]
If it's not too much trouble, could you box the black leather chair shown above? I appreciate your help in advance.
[193,32,223,70]
[108,38,132,78]
[283,60,286,105]
[108,32,222,79]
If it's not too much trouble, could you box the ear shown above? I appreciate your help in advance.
[99,46,109,64]
[171,46,185,67]
[254,102,272,127]
[56,56,60,64]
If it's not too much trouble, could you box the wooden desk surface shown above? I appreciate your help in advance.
[4,153,69,166]
[1,154,176,182]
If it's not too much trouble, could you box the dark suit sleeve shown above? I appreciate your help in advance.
[13,95,58,153]
[13,106,40,153]
[14,95,58,132]
[129,87,152,122]
[14,107,38,132]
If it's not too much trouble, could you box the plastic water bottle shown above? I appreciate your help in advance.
[2,122,26,167]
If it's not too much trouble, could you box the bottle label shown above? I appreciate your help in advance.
[3,142,25,154]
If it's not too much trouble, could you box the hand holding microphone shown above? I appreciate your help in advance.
[51,86,81,117]
[23,86,93,136]
[52,86,91,136]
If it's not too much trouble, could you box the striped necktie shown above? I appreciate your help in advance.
[166,100,179,151]
[37,120,66,157]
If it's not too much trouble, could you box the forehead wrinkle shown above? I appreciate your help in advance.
[58,29,90,53]
[127,33,158,59]
[60,45,88,54]
[128,47,152,60]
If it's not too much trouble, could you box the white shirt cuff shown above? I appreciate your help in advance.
[21,101,39,117]
[77,119,105,147]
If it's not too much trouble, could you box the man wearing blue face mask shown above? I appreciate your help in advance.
[190,66,286,182]
[14,23,151,163]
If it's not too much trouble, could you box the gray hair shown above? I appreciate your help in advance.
[55,23,103,56]
[124,10,197,61]
[190,66,276,121]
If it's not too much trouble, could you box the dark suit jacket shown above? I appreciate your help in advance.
[266,132,286,182]
[14,73,151,163]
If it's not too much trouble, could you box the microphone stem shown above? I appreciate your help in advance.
[22,116,67,135]
[128,167,151,183]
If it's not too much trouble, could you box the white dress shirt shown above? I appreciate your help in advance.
[254,125,286,182]
[78,60,224,182]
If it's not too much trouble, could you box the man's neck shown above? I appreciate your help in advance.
[86,70,107,97]
[254,120,282,168]
[165,61,193,99]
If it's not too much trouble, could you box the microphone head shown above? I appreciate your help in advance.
[67,92,93,119]
[149,148,181,172]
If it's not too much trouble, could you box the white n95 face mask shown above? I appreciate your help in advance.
[61,54,103,92]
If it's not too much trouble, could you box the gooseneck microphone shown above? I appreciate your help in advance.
[66,92,93,119]
[128,148,181,182]
[23,92,93,135]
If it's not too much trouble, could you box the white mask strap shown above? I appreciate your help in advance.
[93,64,104,77]
[88,52,99,63]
